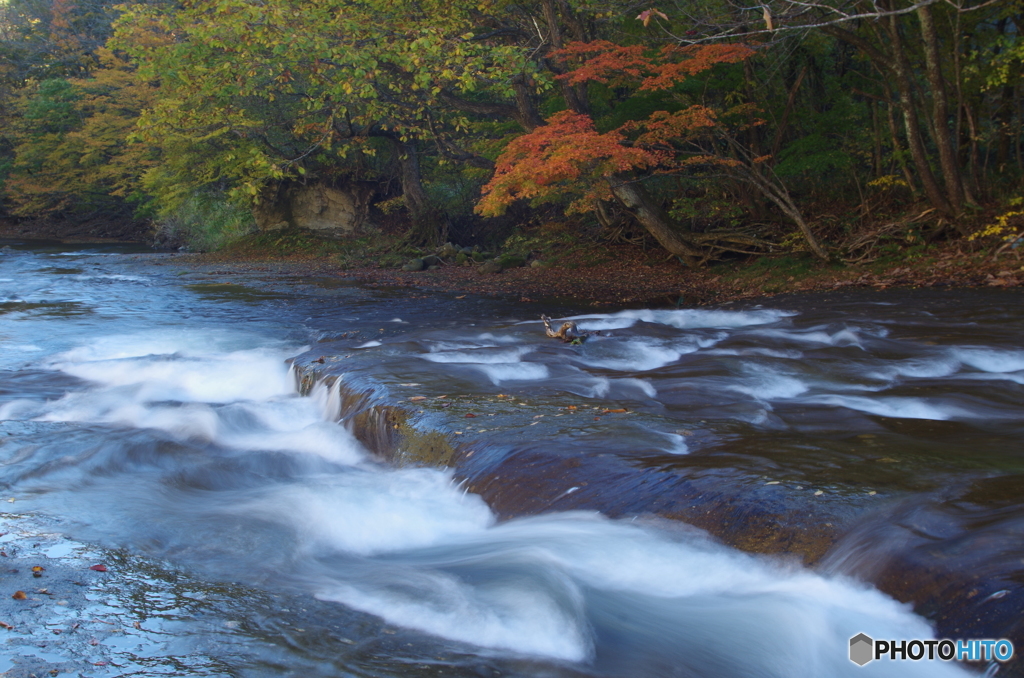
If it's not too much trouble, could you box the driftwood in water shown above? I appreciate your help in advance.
[541,315,596,343]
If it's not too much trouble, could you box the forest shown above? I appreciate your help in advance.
[1,0,1022,266]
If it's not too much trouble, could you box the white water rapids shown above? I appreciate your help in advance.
[3,243,1019,677]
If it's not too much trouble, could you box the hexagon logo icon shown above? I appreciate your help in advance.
[850,633,874,666]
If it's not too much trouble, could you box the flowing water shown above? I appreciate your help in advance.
[0,241,1021,677]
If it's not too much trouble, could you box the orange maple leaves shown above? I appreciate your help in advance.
[476,110,652,216]
[477,39,755,216]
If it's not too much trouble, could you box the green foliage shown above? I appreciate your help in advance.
[154,192,256,252]
[3,50,157,217]
[775,133,854,178]
[111,0,539,213]
[0,0,1017,267]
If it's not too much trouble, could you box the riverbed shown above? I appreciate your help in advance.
[1,240,1021,677]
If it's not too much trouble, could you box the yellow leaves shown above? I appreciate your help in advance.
[969,202,1024,243]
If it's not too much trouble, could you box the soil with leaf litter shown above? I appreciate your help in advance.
[196,241,1023,306]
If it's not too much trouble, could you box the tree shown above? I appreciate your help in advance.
[111,0,548,244]
[3,48,156,217]
[477,38,829,262]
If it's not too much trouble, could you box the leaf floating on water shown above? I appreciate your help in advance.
[566,405,577,410]
[464,413,476,418]
[814,490,824,496]
[32,565,44,578]
[455,295,466,299]
[0,621,12,630]
[408,396,427,402]
[89,564,108,572]
[399,383,421,387]
[765,481,780,485]
[11,591,26,600]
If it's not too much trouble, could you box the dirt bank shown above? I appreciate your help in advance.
[195,240,1022,306]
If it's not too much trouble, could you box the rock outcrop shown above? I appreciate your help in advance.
[253,182,374,234]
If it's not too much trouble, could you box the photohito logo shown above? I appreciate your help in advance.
[849,633,1015,666]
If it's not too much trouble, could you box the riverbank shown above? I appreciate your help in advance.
[195,238,1022,306]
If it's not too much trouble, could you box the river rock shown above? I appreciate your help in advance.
[438,242,460,259]
[422,254,441,267]
[477,260,503,275]
[402,258,426,271]
[530,259,546,268]
[498,254,526,269]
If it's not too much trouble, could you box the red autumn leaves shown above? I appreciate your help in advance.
[477,40,755,218]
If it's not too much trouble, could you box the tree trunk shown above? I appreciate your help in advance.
[963,102,982,199]
[540,0,588,115]
[871,99,883,178]
[605,175,703,266]
[888,11,953,215]
[391,138,445,246]
[770,65,807,160]
[917,4,964,214]
[884,91,918,193]
[511,75,544,130]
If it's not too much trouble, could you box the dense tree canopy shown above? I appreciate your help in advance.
[0,0,1021,258]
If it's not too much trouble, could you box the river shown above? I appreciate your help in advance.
[1,240,1021,677]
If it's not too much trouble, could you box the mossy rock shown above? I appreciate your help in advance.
[471,251,485,262]
[477,259,503,275]
[497,254,526,269]
[455,252,468,265]
[402,258,425,272]
[437,242,460,259]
